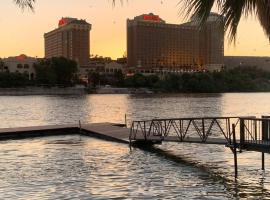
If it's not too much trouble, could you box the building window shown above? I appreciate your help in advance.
[24,64,30,69]
[17,64,23,69]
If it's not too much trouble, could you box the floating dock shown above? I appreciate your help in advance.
[1,116,270,179]
[0,123,130,143]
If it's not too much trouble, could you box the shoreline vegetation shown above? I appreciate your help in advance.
[92,66,270,93]
[0,66,270,94]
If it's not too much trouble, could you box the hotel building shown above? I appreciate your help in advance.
[127,13,224,73]
[44,17,92,67]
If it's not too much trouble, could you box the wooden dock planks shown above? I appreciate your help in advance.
[81,123,130,144]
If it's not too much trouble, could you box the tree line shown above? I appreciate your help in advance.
[1,56,270,93]
[121,67,270,93]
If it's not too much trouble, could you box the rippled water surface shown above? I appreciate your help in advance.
[1,93,270,199]
[0,136,231,199]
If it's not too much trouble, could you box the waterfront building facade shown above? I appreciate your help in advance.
[2,54,38,80]
[85,57,126,75]
[44,17,92,68]
[127,13,224,73]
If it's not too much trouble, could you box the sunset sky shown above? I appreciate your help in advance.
[0,0,269,59]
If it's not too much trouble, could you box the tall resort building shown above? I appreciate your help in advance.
[127,13,224,72]
[44,17,92,68]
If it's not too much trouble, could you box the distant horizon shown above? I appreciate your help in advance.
[3,54,270,60]
[0,0,269,59]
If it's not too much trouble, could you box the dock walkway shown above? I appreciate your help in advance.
[0,123,131,144]
[0,123,229,145]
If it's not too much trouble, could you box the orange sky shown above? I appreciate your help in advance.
[0,0,269,59]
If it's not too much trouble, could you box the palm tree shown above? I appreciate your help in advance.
[14,0,270,41]
[181,0,270,42]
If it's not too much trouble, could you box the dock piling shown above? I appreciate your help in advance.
[232,124,238,179]
[262,152,265,170]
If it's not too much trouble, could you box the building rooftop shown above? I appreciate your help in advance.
[44,17,91,36]
[58,17,90,27]
[131,13,166,23]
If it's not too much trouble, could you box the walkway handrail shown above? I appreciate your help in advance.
[239,117,270,147]
[129,120,154,142]
[129,116,255,145]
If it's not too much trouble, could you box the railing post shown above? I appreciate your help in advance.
[228,118,231,144]
[180,120,183,141]
[261,116,270,171]
[262,152,265,171]
[79,120,82,133]
[232,124,238,179]
[262,116,270,142]
[125,114,127,128]
[144,121,146,141]
[129,122,134,143]
[129,122,133,149]
[202,118,205,142]
[240,118,245,148]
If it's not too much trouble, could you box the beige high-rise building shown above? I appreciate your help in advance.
[44,17,92,67]
[127,13,224,72]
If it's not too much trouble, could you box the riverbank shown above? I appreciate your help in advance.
[94,87,153,94]
[0,87,86,95]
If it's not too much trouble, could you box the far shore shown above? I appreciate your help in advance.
[0,87,86,96]
[0,86,270,96]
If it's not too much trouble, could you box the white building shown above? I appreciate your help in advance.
[2,54,38,80]
[104,62,124,74]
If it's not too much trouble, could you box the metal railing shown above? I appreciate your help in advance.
[130,116,270,178]
[129,116,254,145]
[239,117,270,146]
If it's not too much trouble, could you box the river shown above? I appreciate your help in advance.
[0,93,270,199]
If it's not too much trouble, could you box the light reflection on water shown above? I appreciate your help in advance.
[0,93,270,199]
[0,136,230,199]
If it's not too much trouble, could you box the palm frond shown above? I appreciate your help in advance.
[257,0,270,40]
[112,0,124,6]
[180,0,216,24]
[221,0,257,43]
[180,0,262,43]
[13,0,35,10]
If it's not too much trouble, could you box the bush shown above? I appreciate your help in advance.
[122,67,270,93]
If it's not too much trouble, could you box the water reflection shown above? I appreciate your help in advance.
[146,144,270,199]
[0,136,231,199]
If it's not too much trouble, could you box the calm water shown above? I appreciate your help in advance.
[1,93,270,199]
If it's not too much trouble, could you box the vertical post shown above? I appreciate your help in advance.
[262,116,268,170]
[262,116,269,141]
[79,120,82,133]
[129,122,133,150]
[125,114,127,127]
[79,120,82,141]
[144,121,147,141]
[262,152,265,171]
[180,120,183,141]
[240,118,245,149]
[228,118,231,145]
[232,124,238,179]
[202,118,205,141]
